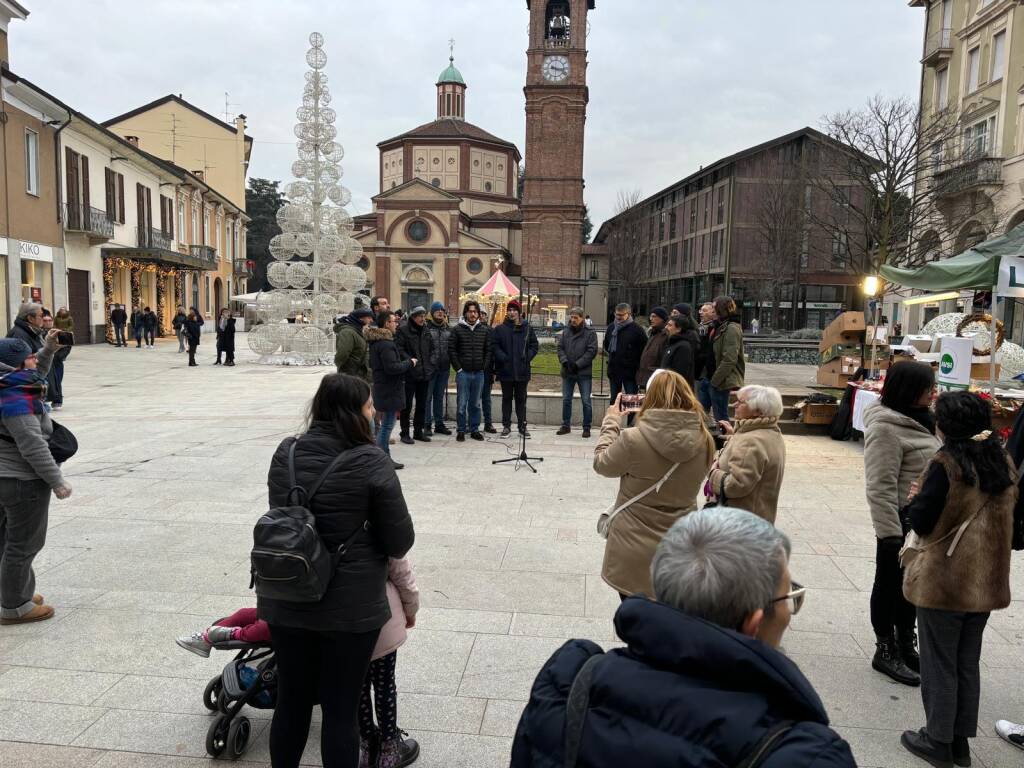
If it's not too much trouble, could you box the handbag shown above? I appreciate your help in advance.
[597,462,679,539]
[0,418,78,464]
[899,501,985,569]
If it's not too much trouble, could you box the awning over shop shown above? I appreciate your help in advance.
[879,224,1024,290]
[101,246,219,271]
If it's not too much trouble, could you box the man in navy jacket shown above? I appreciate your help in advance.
[511,507,856,768]
[491,300,538,438]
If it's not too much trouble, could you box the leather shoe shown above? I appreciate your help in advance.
[413,434,431,443]
[484,424,497,434]
[400,435,415,445]
[470,432,484,441]
[456,432,466,442]
[556,426,571,435]
[434,424,452,435]
[901,728,954,768]
[582,428,591,438]
[1,603,55,625]
[391,460,404,470]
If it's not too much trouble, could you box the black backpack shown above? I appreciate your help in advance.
[250,439,368,603]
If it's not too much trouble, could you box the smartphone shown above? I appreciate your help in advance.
[56,331,74,346]
[620,394,645,412]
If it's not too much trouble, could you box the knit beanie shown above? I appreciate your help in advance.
[507,300,523,313]
[651,306,669,322]
[673,303,692,317]
[430,301,445,313]
[0,338,33,369]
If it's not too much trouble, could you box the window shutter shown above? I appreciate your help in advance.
[136,183,145,241]
[81,155,90,211]
[105,168,115,221]
[65,147,77,208]
[159,196,167,234]
[117,174,125,223]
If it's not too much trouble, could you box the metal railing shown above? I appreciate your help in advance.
[190,244,217,264]
[233,258,254,276]
[63,203,113,239]
[924,27,953,61]
[137,226,173,251]
[933,155,1002,198]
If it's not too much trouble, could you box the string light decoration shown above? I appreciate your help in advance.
[249,32,363,365]
[102,257,186,341]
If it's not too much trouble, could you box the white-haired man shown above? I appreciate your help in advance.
[512,507,854,768]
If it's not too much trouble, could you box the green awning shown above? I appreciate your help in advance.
[880,224,1024,290]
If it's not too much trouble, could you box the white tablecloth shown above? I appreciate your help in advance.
[851,387,880,433]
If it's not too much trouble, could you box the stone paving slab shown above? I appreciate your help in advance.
[0,337,1021,767]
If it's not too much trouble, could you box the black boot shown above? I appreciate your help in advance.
[873,634,920,686]
[952,736,971,767]
[901,728,953,768]
[897,626,921,674]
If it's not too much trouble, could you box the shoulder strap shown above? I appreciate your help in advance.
[735,721,795,768]
[305,448,360,504]
[605,462,680,527]
[563,653,604,768]
[287,438,361,507]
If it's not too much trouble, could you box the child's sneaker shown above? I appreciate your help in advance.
[175,631,212,657]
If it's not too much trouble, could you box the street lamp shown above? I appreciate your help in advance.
[862,276,882,379]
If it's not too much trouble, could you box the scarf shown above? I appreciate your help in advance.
[895,405,936,435]
[609,318,632,354]
[0,370,47,418]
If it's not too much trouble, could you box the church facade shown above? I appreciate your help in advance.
[351,57,524,313]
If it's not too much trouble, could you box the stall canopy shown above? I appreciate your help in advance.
[478,269,520,298]
[880,224,1024,290]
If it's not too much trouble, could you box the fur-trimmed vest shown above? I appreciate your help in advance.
[903,452,1016,613]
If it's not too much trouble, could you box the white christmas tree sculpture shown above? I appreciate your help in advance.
[249,32,366,364]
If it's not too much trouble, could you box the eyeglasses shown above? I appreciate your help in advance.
[769,581,806,615]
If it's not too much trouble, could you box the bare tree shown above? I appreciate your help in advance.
[607,188,647,309]
[808,95,967,286]
[752,167,806,330]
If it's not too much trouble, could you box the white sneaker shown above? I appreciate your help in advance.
[996,720,1024,750]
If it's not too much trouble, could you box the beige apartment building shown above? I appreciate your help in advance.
[907,0,1024,337]
[103,96,252,304]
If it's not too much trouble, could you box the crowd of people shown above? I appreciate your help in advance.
[3,289,1024,768]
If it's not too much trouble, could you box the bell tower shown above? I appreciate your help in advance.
[521,0,594,288]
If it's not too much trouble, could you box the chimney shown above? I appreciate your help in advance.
[235,114,247,133]
[125,136,139,147]
[193,170,204,181]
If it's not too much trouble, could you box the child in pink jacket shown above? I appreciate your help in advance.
[176,557,420,767]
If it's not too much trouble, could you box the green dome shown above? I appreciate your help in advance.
[437,58,465,86]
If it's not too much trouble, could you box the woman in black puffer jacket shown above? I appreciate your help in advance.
[258,373,415,768]
[366,311,416,469]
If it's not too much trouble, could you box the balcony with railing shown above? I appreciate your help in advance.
[63,203,113,241]
[933,154,1003,199]
[233,258,255,277]
[189,244,218,265]
[137,226,173,252]
[923,27,953,66]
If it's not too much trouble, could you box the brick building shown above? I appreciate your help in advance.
[595,127,870,331]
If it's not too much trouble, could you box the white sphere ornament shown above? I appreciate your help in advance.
[248,324,285,355]
[309,31,324,47]
[336,291,356,314]
[343,238,364,265]
[312,293,338,320]
[287,261,315,289]
[294,326,331,357]
[269,233,296,261]
[321,263,346,292]
[340,265,367,293]
[333,209,355,234]
[318,233,342,261]
[267,261,291,289]
[306,46,328,70]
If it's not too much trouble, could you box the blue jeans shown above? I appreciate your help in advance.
[709,385,731,423]
[114,324,126,345]
[562,376,593,428]
[608,375,638,404]
[427,370,450,428]
[456,370,484,434]
[697,378,713,413]
[376,410,397,455]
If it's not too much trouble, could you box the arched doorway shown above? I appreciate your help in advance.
[917,230,941,263]
[1006,209,1024,234]
[955,221,986,254]
[214,278,224,314]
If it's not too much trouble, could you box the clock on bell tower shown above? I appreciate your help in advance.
[521,0,594,287]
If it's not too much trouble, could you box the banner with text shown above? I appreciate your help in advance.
[997,255,1024,298]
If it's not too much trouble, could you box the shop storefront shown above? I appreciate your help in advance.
[18,241,55,312]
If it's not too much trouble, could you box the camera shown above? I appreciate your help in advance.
[56,331,74,347]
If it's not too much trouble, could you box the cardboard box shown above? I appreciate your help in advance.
[819,330,865,352]
[819,312,866,348]
[816,369,852,388]
[820,343,864,365]
[798,401,838,425]
[904,335,933,353]
[969,362,1001,379]
[820,357,863,376]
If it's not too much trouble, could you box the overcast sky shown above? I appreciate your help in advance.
[12,1,922,227]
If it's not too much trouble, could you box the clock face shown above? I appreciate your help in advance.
[542,55,570,83]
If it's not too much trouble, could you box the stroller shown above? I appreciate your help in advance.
[202,637,277,760]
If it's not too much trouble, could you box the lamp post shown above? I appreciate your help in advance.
[862,276,882,379]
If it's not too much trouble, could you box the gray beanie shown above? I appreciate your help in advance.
[0,338,33,369]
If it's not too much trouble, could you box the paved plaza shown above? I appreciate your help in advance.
[0,336,1022,768]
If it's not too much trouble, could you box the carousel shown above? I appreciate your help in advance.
[461,269,537,325]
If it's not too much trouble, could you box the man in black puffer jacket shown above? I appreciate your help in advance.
[449,300,492,441]
[396,306,435,444]
[512,507,855,768]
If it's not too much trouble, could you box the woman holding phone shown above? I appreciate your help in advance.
[593,369,714,600]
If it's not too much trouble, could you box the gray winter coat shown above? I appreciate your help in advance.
[557,325,598,377]
[0,339,65,489]
[425,318,452,373]
[863,402,940,539]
